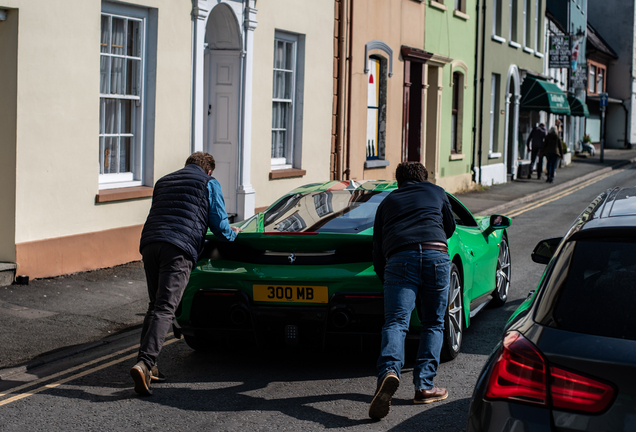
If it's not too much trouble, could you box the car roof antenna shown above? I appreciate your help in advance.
[345,180,359,190]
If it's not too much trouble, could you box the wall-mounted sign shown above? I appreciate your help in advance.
[571,64,588,90]
[599,92,609,111]
[549,35,571,69]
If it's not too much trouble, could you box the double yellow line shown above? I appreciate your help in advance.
[0,338,178,407]
[505,169,623,218]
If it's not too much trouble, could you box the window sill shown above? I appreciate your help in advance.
[453,9,469,20]
[489,152,502,159]
[96,186,153,203]
[534,52,544,58]
[523,46,534,54]
[491,35,506,44]
[269,168,307,180]
[364,159,391,169]
[509,41,521,49]
[429,1,447,11]
[449,153,465,161]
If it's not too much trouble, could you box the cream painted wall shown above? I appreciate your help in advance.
[251,0,335,208]
[346,0,426,182]
[4,0,192,243]
[0,8,18,262]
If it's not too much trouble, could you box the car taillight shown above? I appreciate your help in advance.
[486,331,547,405]
[485,331,616,414]
[550,366,615,413]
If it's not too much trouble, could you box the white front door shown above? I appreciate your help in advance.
[204,50,240,216]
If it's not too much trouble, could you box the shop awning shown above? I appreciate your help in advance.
[567,94,590,117]
[520,76,571,115]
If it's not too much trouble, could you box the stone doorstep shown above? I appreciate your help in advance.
[0,262,17,287]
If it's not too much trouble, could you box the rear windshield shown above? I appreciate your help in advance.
[552,240,636,341]
[263,190,390,234]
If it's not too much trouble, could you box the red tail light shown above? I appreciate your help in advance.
[486,332,547,405]
[485,331,616,414]
[550,366,615,413]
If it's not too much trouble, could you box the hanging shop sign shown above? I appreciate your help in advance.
[571,64,588,90]
[549,35,571,69]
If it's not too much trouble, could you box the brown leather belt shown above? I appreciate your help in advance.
[389,242,448,257]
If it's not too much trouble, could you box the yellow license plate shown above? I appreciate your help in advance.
[253,284,328,303]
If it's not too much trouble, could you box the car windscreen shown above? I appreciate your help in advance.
[551,239,636,341]
[263,190,391,234]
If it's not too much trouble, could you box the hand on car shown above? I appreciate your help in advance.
[231,226,243,234]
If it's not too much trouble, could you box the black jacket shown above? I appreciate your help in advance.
[526,125,547,150]
[372,180,456,282]
[543,131,563,157]
[140,164,212,263]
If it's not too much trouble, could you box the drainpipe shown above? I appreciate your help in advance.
[477,0,487,184]
[622,100,631,148]
[471,0,481,183]
[344,0,354,180]
[334,0,346,180]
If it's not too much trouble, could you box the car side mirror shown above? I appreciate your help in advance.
[489,214,511,230]
[531,237,562,264]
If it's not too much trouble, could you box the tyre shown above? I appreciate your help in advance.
[441,263,463,361]
[184,333,214,353]
[491,235,511,307]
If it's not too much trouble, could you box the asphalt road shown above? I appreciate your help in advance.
[2,165,635,431]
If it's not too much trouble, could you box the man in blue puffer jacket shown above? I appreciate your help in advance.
[130,152,240,396]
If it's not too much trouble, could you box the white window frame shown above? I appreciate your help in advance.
[523,0,531,48]
[271,31,305,171]
[509,0,518,43]
[534,0,541,52]
[489,74,500,154]
[589,65,596,93]
[597,67,605,93]
[492,0,502,37]
[99,7,146,189]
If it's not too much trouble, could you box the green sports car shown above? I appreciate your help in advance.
[174,180,511,359]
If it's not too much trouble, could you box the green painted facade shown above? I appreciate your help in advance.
[425,1,477,190]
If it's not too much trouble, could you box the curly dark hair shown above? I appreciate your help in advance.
[395,162,428,187]
[185,152,216,174]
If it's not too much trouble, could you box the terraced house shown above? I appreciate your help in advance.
[330,0,476,193]
[0,0,335,280]
[473,0,547,184]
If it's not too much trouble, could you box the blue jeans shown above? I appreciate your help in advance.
[377,248,450,390]
[546,154,559,181]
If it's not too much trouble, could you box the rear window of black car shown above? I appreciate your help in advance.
[263,190,391,234]
[551,240,636,341]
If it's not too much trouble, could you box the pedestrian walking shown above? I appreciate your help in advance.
[543,126,563,184]
[526,123,547,179]
[130,152,241,396]
[369,162,456,420]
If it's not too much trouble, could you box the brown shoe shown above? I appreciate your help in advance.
[130,361,153,396]
[414,387,448,404]
[369,371,400,420]
[151,365,166,382]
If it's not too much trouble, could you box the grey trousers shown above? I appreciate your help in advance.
[138,242,193,368]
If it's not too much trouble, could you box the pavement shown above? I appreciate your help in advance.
[2,146,636,379]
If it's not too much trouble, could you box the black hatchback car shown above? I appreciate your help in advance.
[466,187,636,431]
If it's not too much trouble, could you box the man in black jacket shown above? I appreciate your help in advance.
[526,123,547,179]
[369,162,456,420]
[130,152,240,396]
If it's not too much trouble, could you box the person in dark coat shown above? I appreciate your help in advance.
[543,126,563,183]
[368,162,456,420]
[130,152,241,396]
[526,123,547,179]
